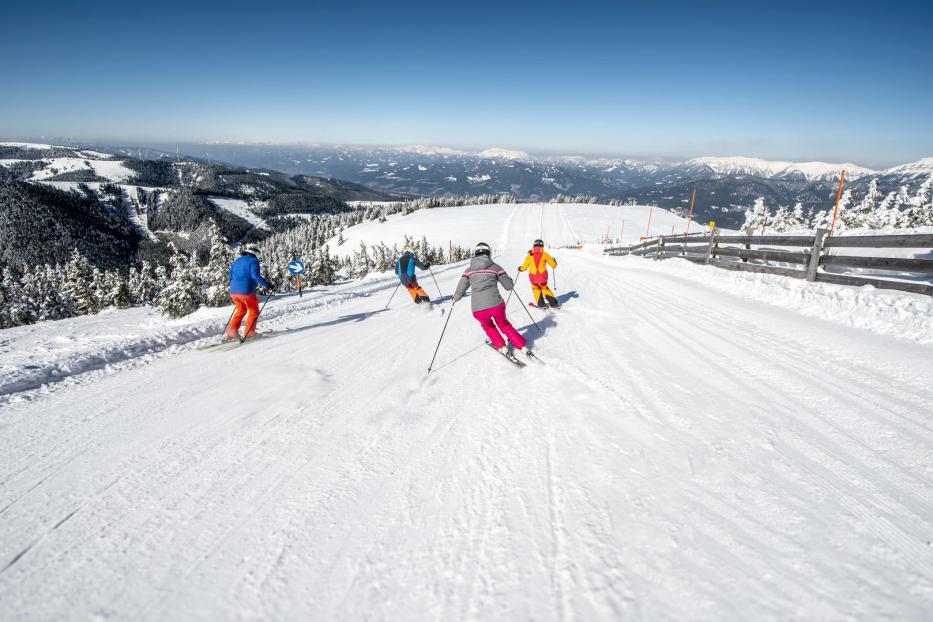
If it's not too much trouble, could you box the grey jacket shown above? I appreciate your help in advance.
[453,255,514,312]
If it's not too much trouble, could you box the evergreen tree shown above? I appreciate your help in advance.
[843,179,881,228]
[156,242,203,318]
[742,197,769,231]
[307,246,338,286]
[2,268,33,327]
[203,221,232,306]
[110,272,132,309]
[61,249,97,315]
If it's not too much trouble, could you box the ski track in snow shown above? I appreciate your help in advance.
[1,205,932,619]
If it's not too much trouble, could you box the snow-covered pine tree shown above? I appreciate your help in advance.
[61,249,98,315]
[842,179,881,228]
[0,268,12,329]
[203,221,232,306]
[2,268,33,327]
[307,246,338,287]
[742,197,769,231]
[769,206,795,232]
[109,272,132,309]
[350,241,372,278]
[156,242,203,318]
[32,264,72,320]
[17,269,42,325]
[791,202,807,229]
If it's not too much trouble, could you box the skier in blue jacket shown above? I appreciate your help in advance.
[396,246,431,303]
[226,243,271,340]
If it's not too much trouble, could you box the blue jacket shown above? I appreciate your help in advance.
[395,252,428,285]
[229,254,270,295]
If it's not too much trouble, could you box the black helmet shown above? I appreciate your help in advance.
[533,239,544,247]
[474,242,491,256]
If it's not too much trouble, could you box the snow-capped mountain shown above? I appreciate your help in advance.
[682,156,877,181]
[476,148,531,161]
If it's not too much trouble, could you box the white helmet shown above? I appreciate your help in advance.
[241,243,260,256]
[474,242,491,256]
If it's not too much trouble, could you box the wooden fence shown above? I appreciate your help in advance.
[604,229,933,296]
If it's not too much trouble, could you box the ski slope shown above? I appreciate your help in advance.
[2,205,933,620]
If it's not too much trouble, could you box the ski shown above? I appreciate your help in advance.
[528,302,556,312]
[485,340,526,367]
[197,332,275,352]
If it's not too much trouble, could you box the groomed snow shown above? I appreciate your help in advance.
[330,202,689,256]
[1,204,931,620]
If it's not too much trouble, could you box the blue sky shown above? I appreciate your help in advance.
[2,0,930,167]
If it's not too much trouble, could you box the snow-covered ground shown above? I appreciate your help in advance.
[2,204,932,620]
[207,196,268,230]
[331,202,686,256]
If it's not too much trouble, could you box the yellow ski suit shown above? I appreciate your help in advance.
[519,249,559,307]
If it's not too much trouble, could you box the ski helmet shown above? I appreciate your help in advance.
[241,243,260,256]
[403,245,414,253]
[533,239,544,247]
[474,242,491,257]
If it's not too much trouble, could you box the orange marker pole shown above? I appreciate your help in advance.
[829,170,846,236]
[645,207,654,238]
[686,187,696,234]
[297,275,303,298]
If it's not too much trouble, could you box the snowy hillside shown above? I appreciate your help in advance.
[2,203,932,620]
[329,202,689,256]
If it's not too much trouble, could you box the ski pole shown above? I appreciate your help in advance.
[384,281,402,310]
[427,301,455,373]
[504,268,521,306]
[553,266,557,291]
[428,267,444,299]
[240,292,273,343]
[512,291,542,334]
[221,304,237,337]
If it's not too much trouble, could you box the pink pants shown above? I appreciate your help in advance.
[472,303,526,350]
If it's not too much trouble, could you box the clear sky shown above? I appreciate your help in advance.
[2,0,930,167]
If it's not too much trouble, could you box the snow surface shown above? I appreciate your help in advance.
[330,203,686,256]
[208,196,267,230]
[2,204,932,619]
[26,157,137,182]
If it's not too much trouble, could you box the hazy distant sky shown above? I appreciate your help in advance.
[2,0,931,167]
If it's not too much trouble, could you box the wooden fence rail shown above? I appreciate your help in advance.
[604,229,933,296]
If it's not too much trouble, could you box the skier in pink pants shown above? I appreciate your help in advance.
[453,242,531,356]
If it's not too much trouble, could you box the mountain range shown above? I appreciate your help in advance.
[93,142,932,227]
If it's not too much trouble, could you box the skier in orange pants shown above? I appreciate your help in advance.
[518,239,560,309]
[226,243,270,340]
[395,246,432,304]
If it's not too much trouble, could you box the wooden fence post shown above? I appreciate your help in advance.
[806,228,828,281]
[704,228,719,265]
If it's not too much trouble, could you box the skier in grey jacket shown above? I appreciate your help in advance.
[453,242,530,355]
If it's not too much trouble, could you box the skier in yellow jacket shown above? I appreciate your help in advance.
[519,239,560,309]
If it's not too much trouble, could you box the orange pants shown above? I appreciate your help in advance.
[227,293,260,338]
[405,281,430,303]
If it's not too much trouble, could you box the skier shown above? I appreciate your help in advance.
[396,246,431,304]
[225,243,271,341]
[453,242,531,359]
[518,239,560,309]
